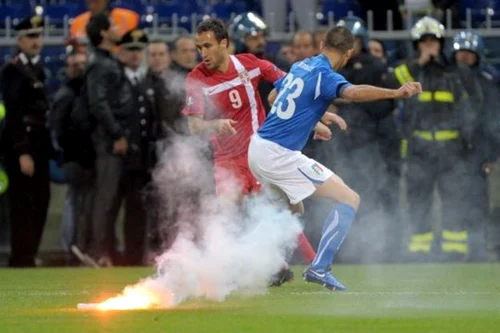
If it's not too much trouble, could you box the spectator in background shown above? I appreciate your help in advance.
[0,15,52,267]
[168,36,197,119]
[115,28,175,266]
[368,38,387,63]
[147,39,185,125]
[292,31,316,61]
[314,29,327,54]
[147,40,171,78]
[169,36,198,104]
[70,0,139,42]
[84,13,128,267]
[451,31,500,261]
[147,36,197,259]
[50,46,97,266]
[261,0,318,32]
[146,39,190,259]
[278,41,295,65]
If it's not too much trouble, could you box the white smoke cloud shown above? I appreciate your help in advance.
[109,134,302,309]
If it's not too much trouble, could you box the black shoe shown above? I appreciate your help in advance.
[269,268,294,287]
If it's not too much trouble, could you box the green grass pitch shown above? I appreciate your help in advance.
[1,264,499,333]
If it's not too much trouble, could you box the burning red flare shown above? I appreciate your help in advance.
[78,280,174,311]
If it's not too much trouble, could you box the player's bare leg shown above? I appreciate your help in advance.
[313,173,360,208]
[302,173,360,291]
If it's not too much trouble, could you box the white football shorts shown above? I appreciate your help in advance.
[248,134,334,205]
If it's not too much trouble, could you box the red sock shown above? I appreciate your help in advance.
[297,232,316,264]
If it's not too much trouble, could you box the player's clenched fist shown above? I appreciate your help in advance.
[396,82,422,99]
[313,122,332,141]
[216,119,237,135]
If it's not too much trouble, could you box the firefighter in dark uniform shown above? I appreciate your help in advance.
[332,17,396,263]
[0,15,52,267]
[394,17,474,261]
[229,12,289,113]
[451,31,500,260]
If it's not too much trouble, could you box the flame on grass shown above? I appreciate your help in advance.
[95,279,175,311]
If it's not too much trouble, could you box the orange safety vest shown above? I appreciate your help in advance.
[70,8,140,41]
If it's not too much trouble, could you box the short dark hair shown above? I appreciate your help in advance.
[172,35,194,51]
[86,12,110,47]
[196,18,229,44]
[324,26,354,53]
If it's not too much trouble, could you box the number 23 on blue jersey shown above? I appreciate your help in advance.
[270,74,305,120]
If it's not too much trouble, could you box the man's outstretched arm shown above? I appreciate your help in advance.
[341,82,422,102]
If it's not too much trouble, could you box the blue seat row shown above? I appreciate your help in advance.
[0,0,498,30]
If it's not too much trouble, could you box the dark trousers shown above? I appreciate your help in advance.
[63,162,95,252]
[463,157,490,260]
[378,122,403,262]
[5,154,50,267]
[90,150,149,265]
[406,143,468,258]
[378,160,402,262]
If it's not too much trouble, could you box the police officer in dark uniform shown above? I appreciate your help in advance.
[115,28,175,265]
[229,12,289,113]
[0,15,52,267]
[451,31,500,261]
[332,17,396,263]
[394,17,474,261]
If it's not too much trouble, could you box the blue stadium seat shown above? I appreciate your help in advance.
[0,2,32,28]
[320,0,361,22]
[112,0,147,13]
[228,0,248,16]
[460,0,500,27]
[43,4,76,27]
[208,1,248,20]
[151,0,200,29]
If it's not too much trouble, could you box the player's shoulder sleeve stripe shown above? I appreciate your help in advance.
[336,82,352,97]
[314,71,322,100]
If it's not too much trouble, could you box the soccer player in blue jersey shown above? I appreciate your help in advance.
[248,26,421,291]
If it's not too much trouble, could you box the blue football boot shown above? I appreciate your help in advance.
[302,267,347,291]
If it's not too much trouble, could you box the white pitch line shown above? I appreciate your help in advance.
[289,291,500,296]
[17,290,90,296]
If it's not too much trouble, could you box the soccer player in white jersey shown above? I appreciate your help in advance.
[248,26,421,290]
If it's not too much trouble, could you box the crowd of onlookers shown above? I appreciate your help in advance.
[0,0,500,267]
